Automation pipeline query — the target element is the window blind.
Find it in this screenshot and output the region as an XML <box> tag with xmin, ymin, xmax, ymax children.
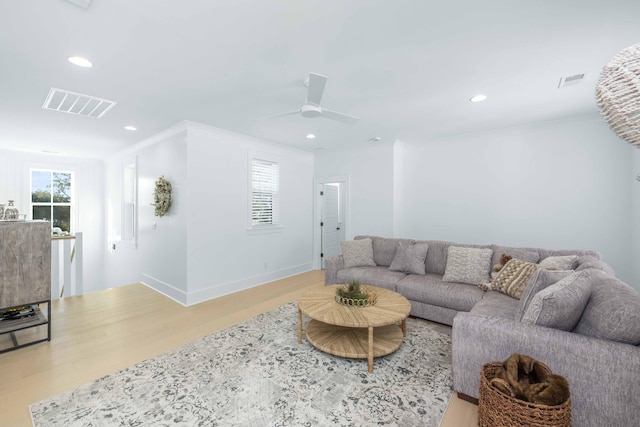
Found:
<box><xmin>251</xmin><ymin>159</ymin><xmax>279</xmax><ymax>226</ymax></box>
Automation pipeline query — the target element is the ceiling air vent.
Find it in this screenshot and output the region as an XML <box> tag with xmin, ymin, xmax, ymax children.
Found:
<box><xmin>42</xmin><ymin>88</ymin><xmax>116</xmax><ymax>118</ymax></box>
<box><xmin>558</xmin><ymin>73</ymin><xmax>587</xmax><ymax>88</ymax></box>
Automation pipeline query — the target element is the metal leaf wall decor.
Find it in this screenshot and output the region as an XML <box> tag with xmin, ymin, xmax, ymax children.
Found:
<box><xmin>153</xmin><ymin>176</ymin><xmax>172</xmax><ymax>217</ymax></box>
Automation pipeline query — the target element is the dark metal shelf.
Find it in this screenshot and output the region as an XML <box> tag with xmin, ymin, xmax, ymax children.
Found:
<box><xmin>0</xmin><ymin>300</ymin><xmax>51</xmax><ymax>353</ymax></box>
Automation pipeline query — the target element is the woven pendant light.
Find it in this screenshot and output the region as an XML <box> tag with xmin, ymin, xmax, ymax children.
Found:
<box><xmin>596</xmin><ymin>42</ymin><xmax>640</xmax><ymax>148</ymax></box>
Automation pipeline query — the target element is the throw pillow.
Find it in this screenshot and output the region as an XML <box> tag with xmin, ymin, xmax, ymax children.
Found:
<box><xmin>490</xmin><ymin>259</ymin><xmax>539</xmax><ymax>299</ymax></box>
<box><xmin>373</xmin><ymin>237</ymin><xmax>415</xmax><ymax>266</ymax></box>
<box><xmin>514</xmin><ymin>269</ymin><xmax>575</xmax><ymax>322</ymax></box>
<box><xmin>491</xmin><ymin>254</ymin><xmax>513</xmax><ymax>276</ymax></box>
<box><xmin>442</xmin><ymin>246</ymin><xmax>493</xmax><ymax>285</ymax></box>
<box><xmin>478</xmin><ymin>280</ymin><xmax>492</xmax><ymax>291</ymax></box>
<box><xmin>388</xmin><ymin>242</ymin><xmax>429</xmax><ymax>275</ymax></box>
<box><xmin>341</xmin><ymin>238</ymin><xmax>376</xmax><ymax>268</ymax></box>
<box><xmin>490</xmin><ymin>246</ymin><xmax>540</xmax><ymax>272</ymax></box>
<box><xmin>521</xmin><ymin>272</ymin><xmax>592</xmax><ymax>331</ymax></box>
<box><xmin>539</xmin><ymin>255</ymin><xmax>579</xmax><ymax>270</ymax></box>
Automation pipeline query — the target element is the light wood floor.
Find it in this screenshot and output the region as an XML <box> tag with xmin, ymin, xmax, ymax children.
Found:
<box><xmin>0</xmin><ymin>270</ymin><xmax>478</xmax><ymax>427</ymax></box>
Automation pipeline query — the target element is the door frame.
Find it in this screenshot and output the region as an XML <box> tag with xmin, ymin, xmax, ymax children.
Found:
<box><xmin>313</xmin><ymin>175</ymin><xmax>350</xmax><ymax>270</ymax></box>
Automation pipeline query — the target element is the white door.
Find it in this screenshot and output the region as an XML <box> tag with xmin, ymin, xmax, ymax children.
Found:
<box><xmin>321</xmin><ymin>184</ymin><xmax>341</xmax><ymax>268</ymax></box>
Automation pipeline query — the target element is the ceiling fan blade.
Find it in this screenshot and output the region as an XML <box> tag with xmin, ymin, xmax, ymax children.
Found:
<box><xmin>321</xmin><ymin>108</ymin><xmax>360</xmax><ymax>125</ymax></box>
<box><xmin>306</xmin><ymin>73</ymin><xmax>327</xmax><ymax>106</ymax></box>
<box><xmin>267</xmin><ymin>110</ymin><xmax>300</xmax><ymax>119</ymax></box>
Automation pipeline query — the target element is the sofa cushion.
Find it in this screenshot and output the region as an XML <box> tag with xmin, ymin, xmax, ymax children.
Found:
<box><xmin>537</xmin><ymin>248</ymin><xmax>600</xmax><ymax>261</ymax></box>
<box><xmin>521</xmin><ymin>272</ymin><xmax>591</xmax><ymax>331</ymax></box>
<box><xmin>443</xmin><ymin>246</ymin><xmax>493</xmax><ymax>285</ymax></box>
<box><xmin>515</xmin><ymin>269</ymin><xmax>575</xmax><ymax>322</ymax></box>
<box><xmin>388</xmin><ymin>241</ymin><xmax>429</xmax><ymax>275</ymax></box>
<box><xmin>490</xmin><ymin>245</ymin><xmax>540</xmax><ymax>271</ymax></box>
<box><xmin>471</xmin><ymin>291</ymin><xmax>519</xmax><ymax>319</ymax></box>
<box><xmin>372</xmin><ymin>237</ymin><xmax>415</xmax><ymax>267</ymax></box>
<box><xmin>422</xmin><ymin>240</ymin><xmax>449</xmax><ymax>275</ymax></box>
<box><xmin>490</xmin><ymin>259</ymin><xmax>539</xmax><ymax>299</ymax></box>
<box><xmin>575</xmin><ymin>255</ymin><xmax>615</xmax><ymax>276</ymax></box>
<box><xmin>397</xmin><ymin>273</ymin><xmax>485</xmax><ymax>312</ymax></box>
<box><xmin>539</xmin><ymin>255</ymin><xmax>579</xmax><ymax>270</ymax></box>
<box><xmin>336</xmin><ymin>266</ymin><xmax>405</xmax><ymax>292</ymax></box>
<box><xmin>573</xmin><ymin>269</ymin><xmax>640</xmax><ymax>345</ymax></box>
<box><xmin>341</xmin><ymin>238</ymin><xmax>376</xmax><ymax>268</ymax></box>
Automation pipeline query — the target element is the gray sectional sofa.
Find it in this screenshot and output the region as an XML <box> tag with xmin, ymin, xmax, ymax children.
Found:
<box><xmin>324</xmin><ymin>235</ymin><xmax>640</xmax><ymax>427</ymax></box>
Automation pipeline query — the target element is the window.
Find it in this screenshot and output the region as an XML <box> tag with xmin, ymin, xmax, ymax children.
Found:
<box><xmin>31</xmin><ymin>169</ymin><xmax>74</xmax><ymax>232</ymax></box>
<box><xmin>121</xmin><ymin>160</ymin><xmax>137</xmax><ymax>246</ymax></box>
<box><xmin>250</xmin><ymin>157</ymin><xmax>280</xmax><ymax>228</ymax></box>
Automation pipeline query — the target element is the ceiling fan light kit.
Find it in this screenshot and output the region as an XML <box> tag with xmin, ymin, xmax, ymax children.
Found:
<box><xmin>596</xmin><ymin>42</ymin><xmax>640</xmax><ymax>148</ymax></box>
<box><xmin>300</xmin><ymin>104</ymin><xmax>322</xmax><ymax>118</ymax></box>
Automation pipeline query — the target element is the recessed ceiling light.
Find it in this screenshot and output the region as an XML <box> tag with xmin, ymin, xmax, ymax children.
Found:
<box><xmin>368</xmin><ymin>136</ymin><xmax>382</xmax><ymax>142</ymax></box>
<box><xmin>68</xmin><ymin>56</ymin><xmax>93</xmax><ymax>68</ymax></box>
<box><xmin>306</xmin><ymin>134</ymin><xmax>316</xmax><ymax>139</ymax></box>
<box><xmin>469</xmin><ymin>94</ymin><xmax>488</xmax><ymax>103</ymax></box>
<box><xmin>124</xmin><ymin>126</ymin><xmax>137</xmax><ymax>131</ymax></box>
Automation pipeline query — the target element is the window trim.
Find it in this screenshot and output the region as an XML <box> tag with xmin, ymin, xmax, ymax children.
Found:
<box><xmin>120</xmin><ymin>157</ymin><xmax>138</xmax><ymax>248</ymax></box>
<box><xmin>247</xmin><ymin>150</ymin><xmax>283</xmax><ymax>234</ymax></box>
<box><xmin>29</xmin><ymin>168</ymin><xmax>75</xmax><ymax>232</ymax></box>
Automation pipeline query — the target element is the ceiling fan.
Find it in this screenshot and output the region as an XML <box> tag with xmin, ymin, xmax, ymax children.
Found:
<box><xmin>270</xmin><ymin>73</ymin><xmax>359</xmax><ymax>125</ymax></box>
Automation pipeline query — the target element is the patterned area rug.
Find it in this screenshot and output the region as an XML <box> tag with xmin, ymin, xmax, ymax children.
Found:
<box><xmin>30</xmin><ymin>303</ymin><xmax>453</xmax><ymax>426</ymax></box>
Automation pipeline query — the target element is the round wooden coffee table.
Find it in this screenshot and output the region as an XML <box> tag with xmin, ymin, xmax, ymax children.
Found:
<box><xmin>297</xmin><ymin>285</ymin><xmax>411</xmax><ymax>373</ymax></box>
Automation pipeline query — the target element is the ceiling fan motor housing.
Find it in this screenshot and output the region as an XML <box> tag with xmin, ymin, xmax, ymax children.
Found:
<box><xmin>300</xmin><ymin>104</ymin><xmax>322</xmax><ymax>118</ymax></box>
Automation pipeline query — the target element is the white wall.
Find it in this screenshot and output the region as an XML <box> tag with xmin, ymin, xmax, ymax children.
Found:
<box><xmin>393</xmin><ymin>140</ymin><xmax>405</xmax><ymax>236</ymax></box>
<box><xmin>314</xmin><ymin>143</ymin><xmax>395</xmax><ymax>239</ymax></box>
<box><xmin>396</xmin><ymin>114</ymin><xmax>636</xmax><ymax>287</ymax></box>
<box><xmin>313</xmin><ymin>114</ymin><xmax>637</xmax><ymax>289</ymax></box>
<box><xmin>185</xmin><ymin>123</ymin><xmax>314</xmax><ymax>305</ymax></box>
<box><xmin>104</xmin><ymin>126</ymin><xmax>189</xmax><ymax>296</ymax></box>
<box><xmin>0</xmin><ymin>149</ymin><xmax>105</xmax><ymax>293</ymax></box>
<box><xmin>137</xmin><ymin>132</ymin><xmax>189</xmax><ymax>299</ymax></box>
<box><xmin>104</xmin><ymin>121</ymin><xmax>314</xmax><ymax>305</ymax></box>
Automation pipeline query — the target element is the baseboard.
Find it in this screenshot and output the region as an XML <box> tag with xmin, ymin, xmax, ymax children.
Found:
<box><xmin>184</xmin><ymin>263</ymin><xmax>313</xmax><ymax>306</ymax></box>
<box><xmin>140</xmin><ymin>274</ymin><xmax>188</xmax><ymax>306</ymax></box>
<box><xmin>140</xmin><ymin>264</ymin><xmax>313</xmax><ymax>306</ymax></box>
<box><xmin>457</xmin><ymin>392</ymin><xmax>478</xmax><ymax>405</ymax></box>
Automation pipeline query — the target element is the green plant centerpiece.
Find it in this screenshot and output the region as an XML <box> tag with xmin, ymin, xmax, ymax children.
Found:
<box><xmin>335</xmin><ymin>281</ymin><xmax>377</xmax><ymax>307</ymax></box>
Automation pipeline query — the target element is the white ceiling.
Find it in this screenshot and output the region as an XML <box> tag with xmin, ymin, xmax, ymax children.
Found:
<box><xmin>1</xmin><ymin>0</ymin><xmax>639</xmax><ymax>159</ymax></box>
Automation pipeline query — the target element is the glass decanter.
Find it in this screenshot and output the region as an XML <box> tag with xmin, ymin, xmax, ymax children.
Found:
<box><xmin>4</xmin><ymin>200</ymin><xmax>19</xmax><ymax>220</ymax></box>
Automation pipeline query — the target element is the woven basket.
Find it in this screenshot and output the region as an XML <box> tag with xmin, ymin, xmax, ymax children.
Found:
<box><xmin>478</xmin><ymin>362</ymin><xmax>571</xmax><ymax>427</ymax></box>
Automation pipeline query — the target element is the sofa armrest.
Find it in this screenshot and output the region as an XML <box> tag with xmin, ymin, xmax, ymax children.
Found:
<box><xmin>452</xmin><ymin>312</ymin><xmax>640</xmax><ymax>427</ymax></box>
<box><xmin>324</xmin><ymin>255</ymin><xmax>344</xmax><ymax>285</ymax></box>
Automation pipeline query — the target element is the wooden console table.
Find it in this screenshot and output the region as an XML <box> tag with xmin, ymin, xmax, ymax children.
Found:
<box><xmin>0</xmin><ymin>221</ymin><xmax>52</xmax><ymax>353</ymax></box>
